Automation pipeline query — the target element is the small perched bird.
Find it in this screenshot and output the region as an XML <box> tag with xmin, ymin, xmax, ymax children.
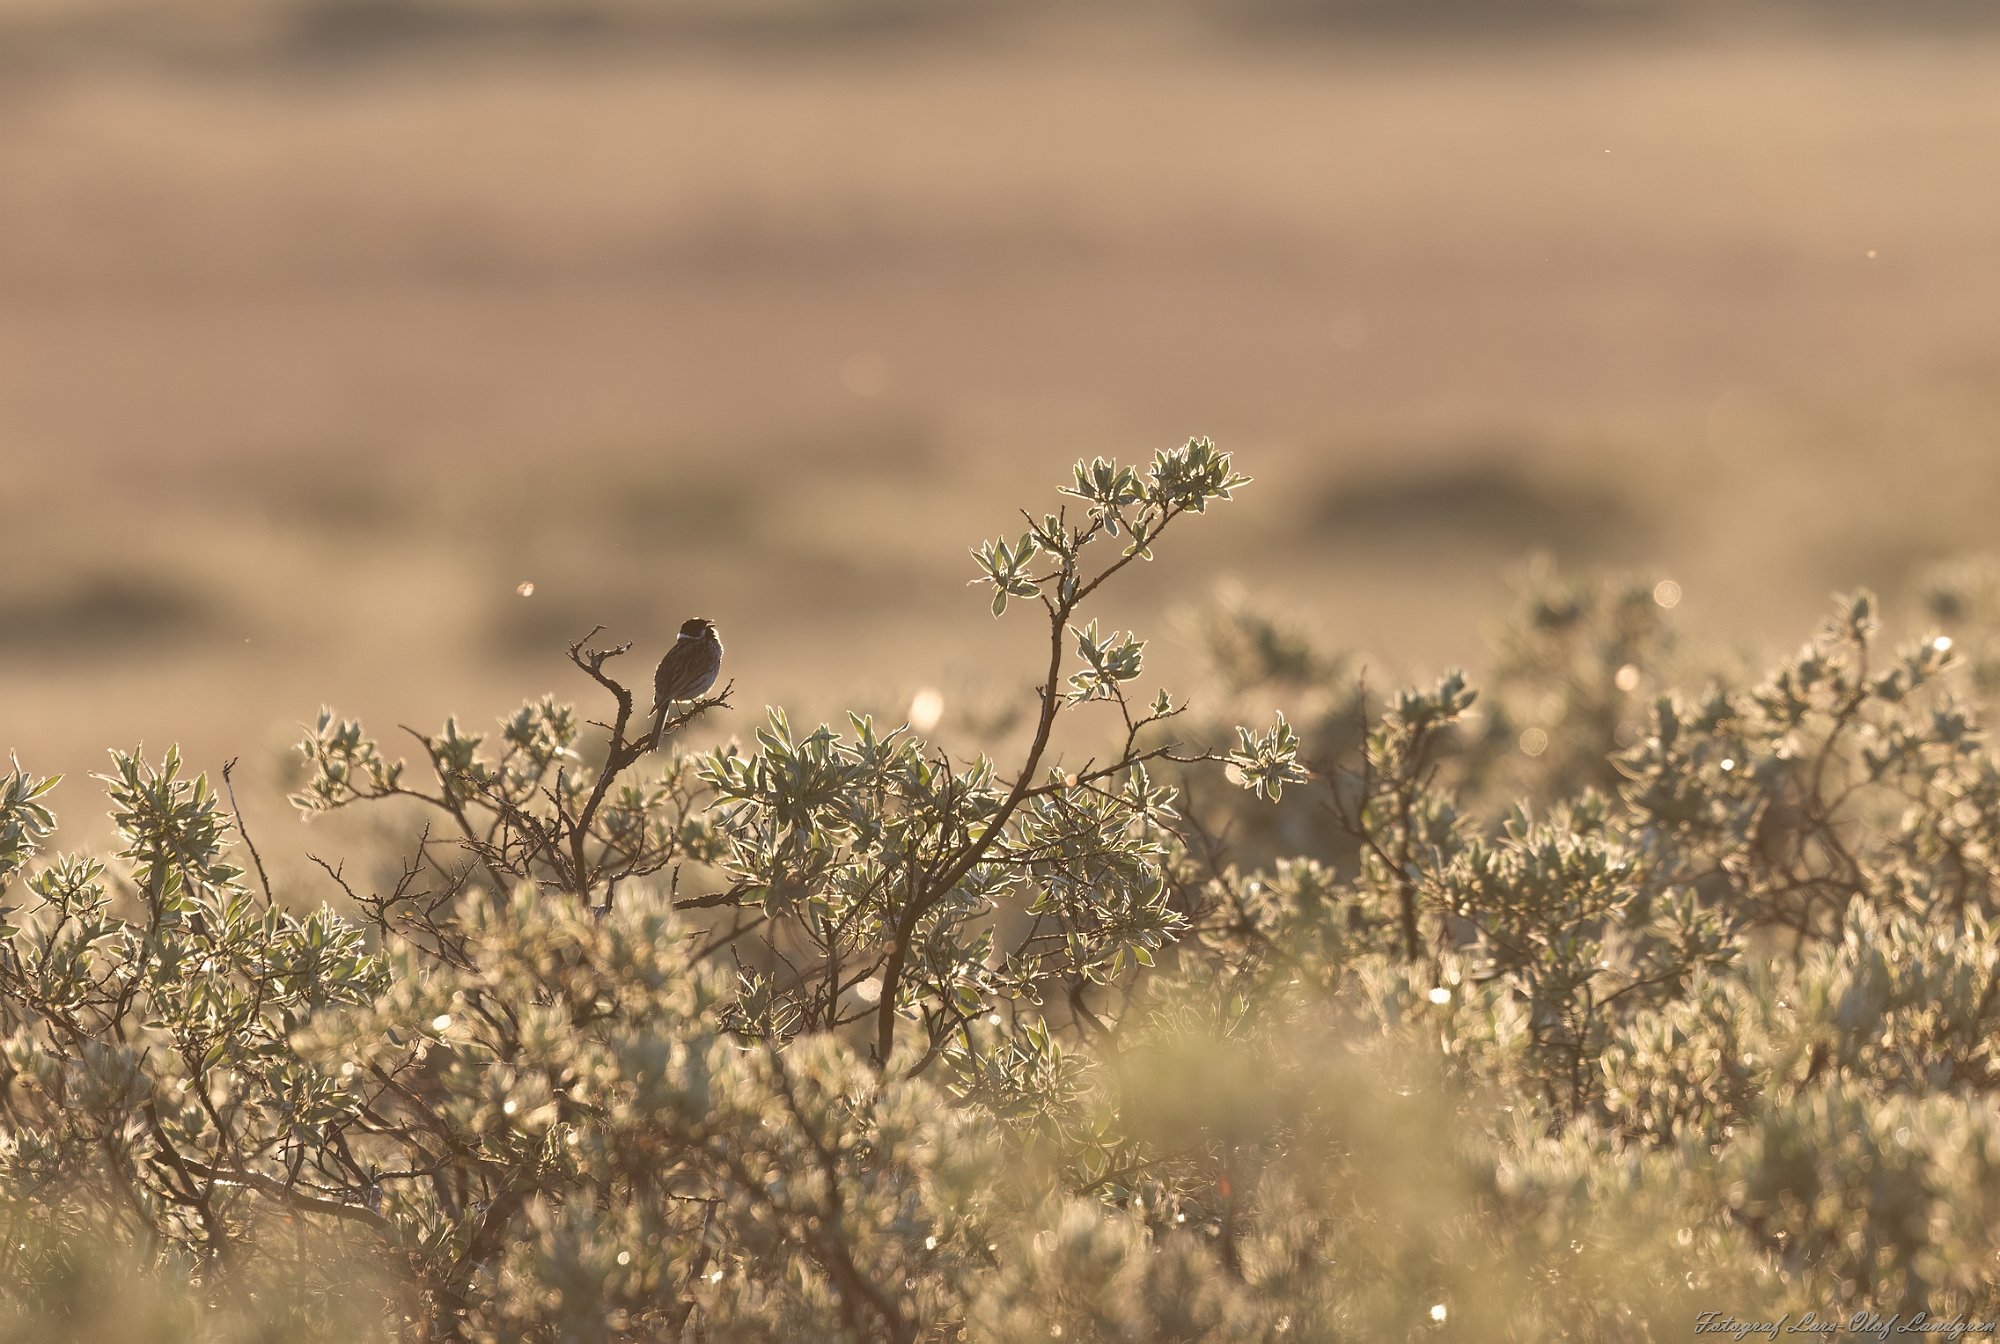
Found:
<box><xmin>648</xmin><ymin>617</ymin><xmax>724</xmax><ymax>747</ymax></box>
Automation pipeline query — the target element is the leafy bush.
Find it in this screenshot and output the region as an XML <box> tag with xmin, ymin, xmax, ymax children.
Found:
<box><xmin>5</xmin><ymin>441</ymin><xmax>2000</xmax><ymax>1341</ymax></box>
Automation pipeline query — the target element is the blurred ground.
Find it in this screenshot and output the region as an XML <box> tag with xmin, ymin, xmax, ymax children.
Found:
<box><xmin>5</xmin><ymin>3</ymin><xmax>2000</xmax><ymax>852</ymax></box>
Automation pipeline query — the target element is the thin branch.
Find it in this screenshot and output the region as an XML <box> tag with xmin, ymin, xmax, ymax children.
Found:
<box><xmin>221</xmin><ymin>758</ymin><xmax>275</xmax><ymax>906</ymax></box>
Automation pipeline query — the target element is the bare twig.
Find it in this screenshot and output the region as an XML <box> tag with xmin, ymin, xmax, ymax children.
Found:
<box><xmin>222</xmin><ymin>757</ymin><xmax>275</xmax><ymax>906</ymax></box>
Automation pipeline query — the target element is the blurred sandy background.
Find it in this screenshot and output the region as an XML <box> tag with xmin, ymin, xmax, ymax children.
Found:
<box><xmin>5</xmin><ymin>0</ymin><xmax>2000</xmax><ymax>846</ymax></box>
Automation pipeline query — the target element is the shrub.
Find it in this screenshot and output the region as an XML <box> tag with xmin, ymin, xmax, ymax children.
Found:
<box><xmin>5</xmin><ymin>441</ymin><xmax>2000</xmax><ymax>1341</ymax></box>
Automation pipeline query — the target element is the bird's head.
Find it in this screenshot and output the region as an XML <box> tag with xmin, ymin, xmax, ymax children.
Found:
<box><xmin>679</xmin><ymin>617</ymin><xmax>716</xmax><ymax>639</ymax></box>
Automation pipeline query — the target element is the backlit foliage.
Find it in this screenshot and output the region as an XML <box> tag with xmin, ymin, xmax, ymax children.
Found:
<box><xmin>5</xmin><ymin>443</ymin><xmax>2000</xmax><ymax>1340</ymax></box>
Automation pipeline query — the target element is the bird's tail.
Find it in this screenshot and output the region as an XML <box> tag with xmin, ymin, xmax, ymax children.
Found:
<box><xmin>649</xmin><ymin>700</ymin><xmax>669</xmax><ymax>750</ymax></box>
